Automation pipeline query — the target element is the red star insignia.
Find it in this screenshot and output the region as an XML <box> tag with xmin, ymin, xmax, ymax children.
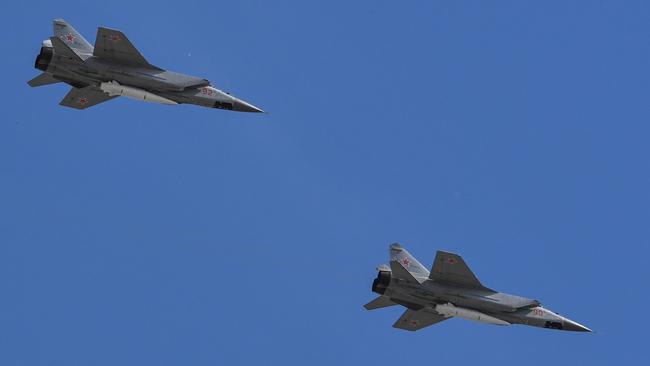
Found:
<box><xmin>65</xmin><ymin>33</ymin><xmax>75</xmax><ymax>43</ymax></box>
<box><xmin>78</xmin><ymin>97</ymin><xmax>88</xmax><ymax>105</ymax></box>
<box><xmin>446</xmin><ymin>258</ymin><xmax>457</xmax><ymax>264</ymax></box>
<box><xmin>110</xmin><ymin>34</ymin><xmax>121</xmax><ymax>41</ymax></box>
<box><xmin>401</xmin><ymin>257</ymin><xmax>410</xmax><ymax>266</ymax></box>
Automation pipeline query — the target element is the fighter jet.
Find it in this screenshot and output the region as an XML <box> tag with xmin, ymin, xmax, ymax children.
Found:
<box><xmin>28</xmin><ymin>19</ymin><xmax>263</xmax><ymax>112</ymax></box>
<box><xmin>365</xmin><ymin>243</ymin><xmax>592</xmax><ymax>332</ymax></box>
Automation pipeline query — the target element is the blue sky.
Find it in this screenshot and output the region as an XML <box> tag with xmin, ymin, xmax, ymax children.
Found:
<box><xmin>1</xmin><ymin>0</ymin><xmax>649</xmax><ymax>364</ymax></box>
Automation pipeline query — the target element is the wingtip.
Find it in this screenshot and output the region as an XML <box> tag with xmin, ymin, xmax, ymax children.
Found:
<box><xmin>436</xmin><ymin>249</ymin><xmax>460</xmax><ymax>257</ymax></box>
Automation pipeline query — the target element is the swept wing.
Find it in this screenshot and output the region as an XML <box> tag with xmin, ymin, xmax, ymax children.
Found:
<box><xmin>59</xmin><ymin>86</ymin><xmax>117</xmax><ymax>109</ymax></box>
<box><xmin>393</xmin><ymin>309</ymin><xmax>449</xmax><ymax>331</ymax></box>
<box><xmin>429</xmin><ymin>251</ymin><xmax>488</xmax><ymax>290</ymax></box>
<box><xmin>93</xmin><ymin>27</ymin><xmax>154</xmax><ymax>67</ymax></box>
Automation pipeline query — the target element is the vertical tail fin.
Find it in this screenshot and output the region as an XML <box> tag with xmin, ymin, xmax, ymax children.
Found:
<box><xmin>389</xmin><ymin>243</ymin><xmax>430</xmax><ymax>282</ymax></box>
<box><xmin>50</xmin><ymin>36</ymin><xmax>83</xmax><ymax>62</ymax></box>
<box><xmin>53</xmin><ymin>19</ymin><xmax>93</xmax><ymax>55</ymax></box>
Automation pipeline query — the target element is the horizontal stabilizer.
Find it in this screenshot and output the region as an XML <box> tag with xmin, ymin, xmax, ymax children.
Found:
<box><xmin>28</xmin><ymin>73</ymin><xmax>61</xmax><ymax>87</ymax></box>
<box><xmin>429</xmin><ymin>251</ymin><xmax>487</xmax><ymax>289</ymax></box>
<box><xmin>50</xmin><ymin>36</ymin><xmax>83</xmax><ymax>62</ymax></box>
<box><xmin>60</xmin><ymin>86</ymin><xmax>117</xmax><ymax>110</ymax></box>
<box><xmin>393</xmin><ymin>308</ymin><xmax>449</xmax><ymax>331</ymax></box>
<box><xmin>364</xmin><ymin>296</ymin><xmax>397</xmax><ymax>310</ymax></box>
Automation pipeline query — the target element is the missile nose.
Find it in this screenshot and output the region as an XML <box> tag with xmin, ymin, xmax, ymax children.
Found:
<box><xmin>563</xmin><ymin>319</ymin><xmax>592</xmax><ymax>332</ymax></box>
<box><xmin>231</xmin><ymin>98</ymin><xmax>264</xmax><ymax>113</ymax></box>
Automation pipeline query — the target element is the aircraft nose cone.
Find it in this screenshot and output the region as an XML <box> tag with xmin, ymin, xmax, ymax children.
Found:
<box><xmin>563</xmin><ymin>319</ymin><xmax>592</xmax><ymax>332</ymax></box>
<box><xmin>232</xmin><ymin>98</ymin><xmax>264</xmax><ymax>113</ymax></box>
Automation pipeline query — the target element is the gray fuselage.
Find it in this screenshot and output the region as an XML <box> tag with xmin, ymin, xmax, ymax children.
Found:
<box><xmin>35</xmin><ymin>44</ymin><xmax>262</xmax><ymax>112</ymax></box>
<box><xmin>373</xmin><ymin>269</ymin><xmax>589</xmax><ymax>331</ymax></box>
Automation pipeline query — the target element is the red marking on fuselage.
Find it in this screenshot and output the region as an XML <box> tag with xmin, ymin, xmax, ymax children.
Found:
<box><xmin>401</xmin><ymin>257</ymin><xmax>410</xmax><ymax>266</ymax></box>
<box><xmin>65</xmin><ymin>33</ymin><xmax>75</xmax><ymax>43</ymax></box>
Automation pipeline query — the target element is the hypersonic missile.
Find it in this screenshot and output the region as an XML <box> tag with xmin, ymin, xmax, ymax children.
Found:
<box><xmin>434</xmin><ymin>303</ymin><xmax>510</xmax><ymax>326</ymax></box>
<box><xmin>100</xmin><ymin>81</ymin><xmax>177</xmax><ymax>105</ymax></box>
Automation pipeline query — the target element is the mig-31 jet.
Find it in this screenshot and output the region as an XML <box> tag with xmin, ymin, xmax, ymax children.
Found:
<box><xmin>28</xmin><ymin>19</ymin><xmax>263</xmax><ymax>112</ymax></box>
<box><xmin>365</xmin><ymin>243</ymin><xmax>591</xmax><ymax>332</ymax></box>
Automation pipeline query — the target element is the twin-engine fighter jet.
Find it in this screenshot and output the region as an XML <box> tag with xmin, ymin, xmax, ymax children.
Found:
<box><xmin>28</xmin><ymin>19</ymin><xmax>263</xmax><ymax>112</ymax></box>
<box><xmin>365</xmin><ymin>243</ymin><xmax>591</xmax><ymax>332</ymax></box>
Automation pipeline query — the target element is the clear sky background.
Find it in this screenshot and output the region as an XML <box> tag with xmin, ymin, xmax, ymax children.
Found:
<box><xmin>1</xmin><ymin>0</ymin><xmax>649</xmax><ymax>364</ymax></box>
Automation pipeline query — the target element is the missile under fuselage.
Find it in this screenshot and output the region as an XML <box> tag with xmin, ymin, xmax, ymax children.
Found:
<box><xmin>100</xmin><ymin>81</ymin><xmax>177</xmax><ymax>105</ymax></box>
<box><xmin>434</xmin><ymin>303</ymin><xmax>511</xmax><ymax>326</ymax></box>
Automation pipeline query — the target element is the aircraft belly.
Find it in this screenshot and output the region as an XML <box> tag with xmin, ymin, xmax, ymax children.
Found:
<box><xmin>104</xmin><ymin>73</ymin><xmax>175</xmax><ymax>92</ymax></box>
<box><xmin>440</xmin><ymin>289</ymin><xmax>538</xmax><ymax>313</ymax></box>
<box><xmin>51</xmin><ymin>67</ymin><xmax>98</xmax><ymax>88</ymax></box>
<box><xmin>387</xmin><ymin>288</ymin><xmax>434</xmax><ymax>310</ymax></box>
<box><xmin>156</xmin><ymin>70</ymin><xmax>209</xmax><ymax>89</ymax></box>
<box><xmin>459</xmin><ymin>298</ymin><xmax>518</xmax><ymax>313</ymax></box>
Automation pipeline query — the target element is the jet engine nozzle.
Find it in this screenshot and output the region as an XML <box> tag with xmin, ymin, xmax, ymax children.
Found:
<box><xmin>372</xmin><ymin>270</ymin><xmax>391</xmax><ymax>295</ymax></box>
<box><xmin>34</xmin><ymin>46</ymin><xmax>53</xmax><ymax>72</ymax></box>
